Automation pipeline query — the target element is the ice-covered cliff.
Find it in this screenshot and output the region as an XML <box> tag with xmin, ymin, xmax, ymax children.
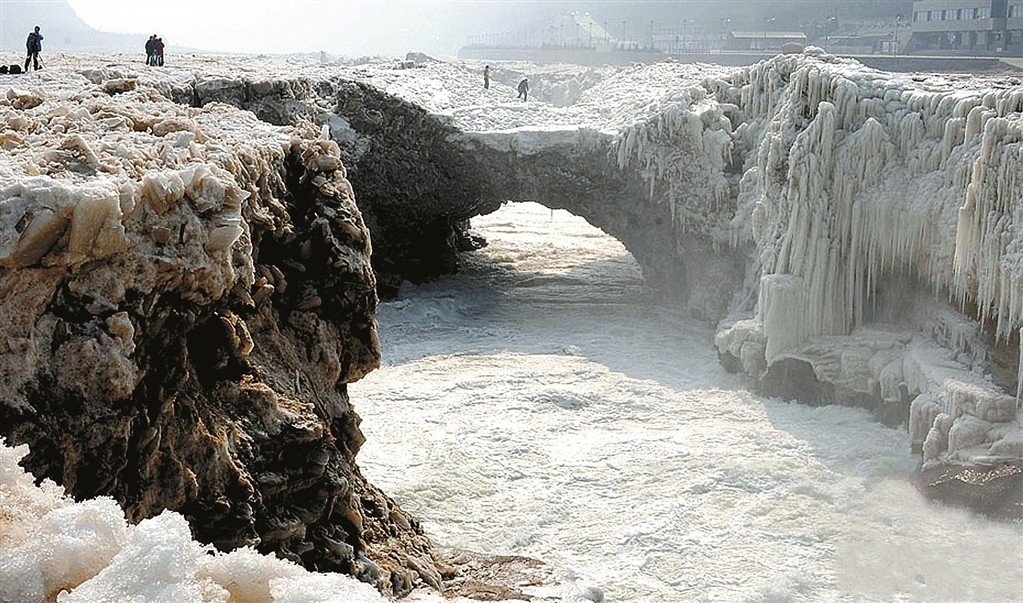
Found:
<box><xmin>706</xmin><ymin>52</ymin><xmax>1022</xmax><ymax>515</ymax></box>
<box><xmin>0</xmin><ymin>72</ymin><xmax>439</xmax><ymax>596</ymax></box>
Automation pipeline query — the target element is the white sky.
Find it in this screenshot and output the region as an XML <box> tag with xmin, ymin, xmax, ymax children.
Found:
<box><xmin>63</xmin><ymin>0</ymin><xmax>535</xmax><ymax>58</ymax></box>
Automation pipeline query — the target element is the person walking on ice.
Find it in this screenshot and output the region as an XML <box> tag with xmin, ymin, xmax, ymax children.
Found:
<box><xmin>483</xmin><ymin>65</ymin><xmax>491</xmax><ymax>89</ymax></box>
<box><xmin>517</xmin><ymin>77</ymin><xmax>529</xmax><ymax>101</ymax></box>
<box><xmin>25</xmin><ymin>25</ymin><xmax>43</xmax><ymax>71</ymax></box>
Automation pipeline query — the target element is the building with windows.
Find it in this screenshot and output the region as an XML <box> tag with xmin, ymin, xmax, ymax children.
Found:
<box><xmin>909</xmin><ymin>0</ymin><xmax>1023</xmax><ymax>54</ymax></box>
<box><xmin>723</xmin><ymin>32</ymin><xmax>808</xmax><ymax>52</ymax></box>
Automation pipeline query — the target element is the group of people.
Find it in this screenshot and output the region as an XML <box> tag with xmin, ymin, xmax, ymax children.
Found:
<box><xmin>145</xmin><ymin>35</ymin><xmax>166</xmax><ymax>66</ymax></box>
<box><xmin>482</xmin><ymin>65</ymin><xmax>530</xmax><ymax>101</ymax></box>
<box><xmin>9</xmin><ymin>25</ymin><xmax>167</xmax><ymax>74</ymax></box>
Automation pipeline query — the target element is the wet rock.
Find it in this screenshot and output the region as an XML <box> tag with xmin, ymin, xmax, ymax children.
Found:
<box><xmin>918</xmin><ymin>461</ymin><xmax>1023</xmax><ymax>521</ymax></box>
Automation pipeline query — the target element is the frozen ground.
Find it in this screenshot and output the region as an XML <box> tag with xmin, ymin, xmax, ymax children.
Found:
<box><xmin>353</xmin><ymin>201</ymin><xmax>1023</xmax><ymax>603</ymax></box>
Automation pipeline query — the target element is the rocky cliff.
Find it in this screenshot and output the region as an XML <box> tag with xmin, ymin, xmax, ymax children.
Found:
<box><xmin>135</xmin><ymin>65</ymin><xmax>501</xmax><ymax>298</ymax></box>
<box><xmin>0</xmin><ymin>78</ymin><xmax>436</xmax><ymax>595</ymax></box>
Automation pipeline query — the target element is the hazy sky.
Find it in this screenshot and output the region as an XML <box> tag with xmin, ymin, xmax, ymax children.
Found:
<box><xmin>63</xmin><ymin>0</ymin><xmax>548</xmax><ymax>57</ymax></box>
<box><xmin>22</xmin><ymin>1</ymin><xmax>906</xmax><ymax>58</ymax></box>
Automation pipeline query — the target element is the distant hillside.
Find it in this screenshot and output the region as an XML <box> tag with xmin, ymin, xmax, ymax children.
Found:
<box><xmin>0</xmin><ymin>1</ymin><xmax>144</xmax><ymax>58</ymax></box>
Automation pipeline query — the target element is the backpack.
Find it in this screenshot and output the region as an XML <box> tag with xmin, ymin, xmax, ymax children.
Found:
<box><xmin>0</xmin><ymin>65</ymin><xmax>7</xmax><ymax>74</ymax></box>
<box><xmin>8</xmin><ymin>64</ymin><xmax>22</xmax><ymax>74</ymax></box>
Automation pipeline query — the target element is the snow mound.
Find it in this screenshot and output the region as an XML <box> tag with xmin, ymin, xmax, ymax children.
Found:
<box><xmin>0</xmin><ymin>441</ymin><xmax>387</xmax><ymax>603</ymax></box>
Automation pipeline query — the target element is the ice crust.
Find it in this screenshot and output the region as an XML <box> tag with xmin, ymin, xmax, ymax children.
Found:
<box><xmin>0</xmin><ymin>80</ymin><xmax>291</xmax><ymax>412</ymax></box>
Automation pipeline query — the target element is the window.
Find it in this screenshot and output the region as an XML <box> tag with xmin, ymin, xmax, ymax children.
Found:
<box><xmin>977</xmin><ymin>6</ymin><xmax>990</xmax><ymax>18</ymax></box>
<box><xmin>913</xmin><ymin>11</ymin><xmax>924</xmax><ymax>22</ymax></box>
<box><xmin>944</xmin><ymin>9</ymin><xmax>957</xmax><ymax>20</ymax></box>
<box><xmin>1010</xmin><ymin>4</ymin><xmax>1023</xmax><ymax>17</ymax></box>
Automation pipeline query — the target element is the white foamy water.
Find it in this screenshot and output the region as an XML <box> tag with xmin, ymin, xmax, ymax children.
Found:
<box><xmin>352</xmin><ymin>202</ymin><xmax>1023</xmax><ymax>603</ymax></box>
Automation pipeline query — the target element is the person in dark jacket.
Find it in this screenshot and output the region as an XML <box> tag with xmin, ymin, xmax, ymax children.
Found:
<box><xmin>25</xmin><ymin>25</ymin><xmax>43</xmax><ymax>71</ymax></box>
<box><xmin>155</xmin><ymin>37</ymin><xmax>165</xmax><ymax>66</ymax></box>
<box><xmin>145</xmin><ymin>35</ymin><xmax>156</xmax><ymax>65</ymax></box>
<box><xmin>517</xmin><ymin>78</ymin><xmax>529</xmax><ymax>101</ymax></box>
<box><xmin>483</xmin><ymin>65</ymin><xmax>491</xmax><ymax>90</ymax></box>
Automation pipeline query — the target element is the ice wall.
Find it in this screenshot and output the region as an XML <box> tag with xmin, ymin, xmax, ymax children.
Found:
<box><xmin>589</xmin><ymin>49</ymin><xmax>1021</xmax><ymax>491</ymax></box>
<box><xmin>699</xmin><ymin>51</ymin><xmax>1023</xmax><ymax>480</ymax></box>
<box><xmin>710</xmin><ymin>52</ymin><xmax>1023</xmax><ymax>350</ymax></box>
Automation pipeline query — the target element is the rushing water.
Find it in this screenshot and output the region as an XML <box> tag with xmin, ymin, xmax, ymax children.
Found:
<box><xmin>351</xmin><ymin>202</ymin><xmax>1023</xmax><ymax>603</ymax></box>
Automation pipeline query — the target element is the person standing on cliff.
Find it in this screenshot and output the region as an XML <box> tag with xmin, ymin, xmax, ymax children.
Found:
<box><xmin>483</xmin><ymin>65</ymin><xmax>491</xmax><ymax>90</ymax></box>
<box><xmin>517</xmin><ymin>77</ymin><xmax>529</xmax><ymax>101</ymax></box>
<box><xmin>145</xmin><ymin>35</ymin><xmax>157</xmax><ymax>65</ymax></box>
<box><xmin>25</xmin><ymin>25</ymin><xmax>43</xmax><ymax>71</ymax></box>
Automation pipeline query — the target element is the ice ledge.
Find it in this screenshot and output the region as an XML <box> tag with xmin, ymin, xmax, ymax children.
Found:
<box><xmin>459</xmin><ymin>126</ymin><xmax>609</xmax><ymax>156</ymax></box>
<box><xmin>717</xmin><ymin>315</ymin><xmax>1023</xmax><ymax>516</ymax></box>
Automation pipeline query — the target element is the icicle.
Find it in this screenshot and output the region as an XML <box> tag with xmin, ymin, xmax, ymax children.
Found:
<box><xmin>723</xmin><ymin>53</ymin><xmax>1022</xmax><ymax>361</ymax></box>
<box><xmin>759</xmin><ymin>274</ymin><xmax>805</xmax><ymax>362</ymax></box>
<box><xmin>1018</xmin><ymin>327</ymin><xmax>1022</xmax><ymax>408</ymax></box>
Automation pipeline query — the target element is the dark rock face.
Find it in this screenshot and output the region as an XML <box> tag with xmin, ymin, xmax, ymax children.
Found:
<box><xmin>171</xmin><ymin>75</ymin><xmax>501</xmax><ymax>299</ymax></box>
<box><xmin>0</xmin><ymin>89</ymin><xmax>434</xmax><ymax>596</ymax></box>
<box><xmin>330</xmin><ymin>81</ymin><xmax>500</xmax><ymax>296</ymax></box>
<box><xmin>918</xmin><ymin>462</ymin><xmax>1023</xmax><ymax>521</ymax></box>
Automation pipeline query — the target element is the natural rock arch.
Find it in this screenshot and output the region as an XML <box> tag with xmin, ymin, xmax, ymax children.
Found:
<box><xmin>165</xmin><ymin>69</ymin><xmax>743</xmax><ymax>318</ymax></box>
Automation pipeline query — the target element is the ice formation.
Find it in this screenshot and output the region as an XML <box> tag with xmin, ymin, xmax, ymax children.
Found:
<box><xmin>702</xmin><ymin>52</ymin><xmax>1023</xmax><ymax>471</ymax></box>
<box><xmin>0</xmin><ymin>441</ymin><xmax>389</xmax><ymax>603</ymax></box>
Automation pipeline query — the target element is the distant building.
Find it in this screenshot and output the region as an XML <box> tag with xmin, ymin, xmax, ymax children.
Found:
<box><xmin>458</xmin><ymin>11</ymin><xmax>669</xmax><ymax>65</ymax></box>
<box><xmin>909</xmin><ymin>0</ymin><xmax>1023</xmax><ymax>54</ymax></box>
<box><xmin>725</xmin><ymin>32</ymin><xmax>808</xmax><ymax>52</ymax></box>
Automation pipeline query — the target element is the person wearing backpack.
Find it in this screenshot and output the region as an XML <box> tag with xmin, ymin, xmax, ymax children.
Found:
<box><xmin>25</xmin><ymin>25</ymin><xmax>43</xmax><ymax>71</ymax></box>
